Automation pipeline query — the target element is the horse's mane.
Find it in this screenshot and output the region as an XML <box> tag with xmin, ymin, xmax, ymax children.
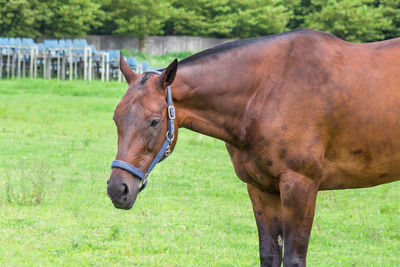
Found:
<box><xmin>179</xmin><ymin>29</ymin><xmax>327</xmax><ymax>66</ymax></box>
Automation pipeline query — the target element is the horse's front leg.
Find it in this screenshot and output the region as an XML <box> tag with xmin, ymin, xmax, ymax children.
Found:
<box><xmin>248</xmin><ymin>184</ymin><xmax>283</xmax><ymax>267</ymax></box>
<box><xmin>279</xmin><ymin>171</ymin><xmax>319</xmax><ymax>267</ymax></box>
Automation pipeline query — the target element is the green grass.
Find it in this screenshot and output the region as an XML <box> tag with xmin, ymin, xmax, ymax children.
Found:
<box><xmin>0</xmin><ymin>79</ymin><xmax>399</xmax><ymax>266</ymax></box>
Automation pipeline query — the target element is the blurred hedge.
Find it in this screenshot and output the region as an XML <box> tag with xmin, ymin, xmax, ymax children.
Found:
<box><xmin>0</xmin><ymin>0</ymin><xmax>399</xmax><ymax>43</ymax></box>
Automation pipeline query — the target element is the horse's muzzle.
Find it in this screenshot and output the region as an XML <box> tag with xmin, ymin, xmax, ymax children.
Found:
<box><xmin>107</xmin><ymin>170</ymin><xmax>140</xmax><ymax>209</ymax></box>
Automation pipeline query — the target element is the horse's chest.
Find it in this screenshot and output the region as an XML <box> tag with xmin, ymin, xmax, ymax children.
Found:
<box><xmin>225</xmin><ymin>143</ymin><xmax>279</xmax><ymax>192</ymax></box>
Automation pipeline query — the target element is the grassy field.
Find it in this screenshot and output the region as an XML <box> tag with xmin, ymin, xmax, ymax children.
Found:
<box><xmin>0</xmin><ymin>79</ymin><xmax>399</xmax><ymax>266</ymax></box>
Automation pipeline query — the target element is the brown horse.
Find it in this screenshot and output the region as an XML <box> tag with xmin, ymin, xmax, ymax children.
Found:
<box><xmin>107</xmin><ymin>29</ymin><xmax>400</xmax><ymax>266</ymax></box>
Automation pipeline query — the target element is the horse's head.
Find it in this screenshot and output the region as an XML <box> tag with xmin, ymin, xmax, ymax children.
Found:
<box><xmin>107</xmin><ymin>53</ymin><xmax>178</xmax><ymax>210</ymax></box>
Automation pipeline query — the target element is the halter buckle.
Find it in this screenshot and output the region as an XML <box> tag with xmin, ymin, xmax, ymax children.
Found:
<box><xmin>168</xmin><ymin>105</ymin><xmax>175</xmax><ymax>120</ymax></box>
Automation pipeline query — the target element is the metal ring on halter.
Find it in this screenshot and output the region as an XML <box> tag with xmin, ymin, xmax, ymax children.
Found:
<box><xmin>166</xmin><ymin>131</ymin><xmax>174</xmax><ymax>142</ymax></box>
<box><xmin>139</xmin><ymin>178</ymin><xmax>148</xmax><ymax>192</ymax></box>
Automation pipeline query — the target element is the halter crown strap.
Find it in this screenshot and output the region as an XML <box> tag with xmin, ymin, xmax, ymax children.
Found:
<box><xmin>111</xmin><ymin>70</ymin><xmax>174</xmax><ymax>192</ymax></box>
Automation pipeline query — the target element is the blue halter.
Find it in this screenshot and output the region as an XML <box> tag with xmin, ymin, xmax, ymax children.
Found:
<box><xmin>111</xmin><ymin>70</ymin><xmax>175</xmax><ymax>192</ymax></box>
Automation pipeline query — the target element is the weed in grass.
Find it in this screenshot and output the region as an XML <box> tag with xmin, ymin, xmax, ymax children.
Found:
<box><xmin>0</xmin><ymin>105</ymin><xmax>7</xmax><ymax>119</ymax></box>
<box><xmin>109</xmin><ymin>225</ymin><xmax>121</xmax><ymax>240</ymax></box>
<box><xmin>68</xmin><ymin>201</ymin><xmax>81</xmax><ymax>218</ymax></box>
<box><xmin>2</xmin><ymin>160</ymin><xmax>54</xmax><ymax>205</ymax></box>
<box><xmin>70</xmin><ymin>236</ymin><xmax>81</xmax><ymax>249</ymax></box>
<box><xmin>82</xmin><ymin>138</ymin><xmax>91</xmax><ymax>147</ymax></box>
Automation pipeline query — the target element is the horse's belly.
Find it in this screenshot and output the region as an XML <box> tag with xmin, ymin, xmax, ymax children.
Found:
<box><xmin>319</xmin><ymin>96</ymin><xmax>400</xmax><ymax>189</ymax></box>
<box><xmin>320</xmin><ymin>149</ymin><xmax>400</xmax><ymax>190</ymax></box>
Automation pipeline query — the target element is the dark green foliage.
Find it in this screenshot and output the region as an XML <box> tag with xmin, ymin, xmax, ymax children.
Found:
<box><xmin>168</xmin><ymin>0</ymin><xmax>239</xmax><ymax>38</ymax></box>
<box><xmin>39</xmin><ymin>0</ymin><xmax>104</xmax><ymax>38</ymax></box>
<box><xmin>0</xmin><ymin>0</ymin><xmax>103</xmax><ymax>38</ymax></box>
<box><xmin>379</xmin><ymin>0</ymin><xmax>400</xmax><ymax>39</ymax></box>
<box><xmin>166</xmin><ymin>0</ymin><xmax>292</xmax><ymax>38</ymax></box>
<box><xmin>103</xmin><ymin>0</ymin><xmax>171</xmax><ymax>50</ymax></box>
<box><xmin>233</xmin><ymin>0</ymin><xmax>292</xmax><ymax>38</ymax></box>
<box><xmin>102</xmin><ymin>0</ymin><xmax>171</xmax><ymax>39</ymax></box>
<box><xmin>302</xmin><ymin>0</ymin><xmax>393</xmax><ymax>42</ymax></box>
<box><xmin>0</xmin><ymin>0</ymin><xmax>399</xmax><ymax>42</ymax></box>
<box><xmin>0</xmin><ymin>0</ymin><xmax>41</xmax><ymax>37</ymax></box>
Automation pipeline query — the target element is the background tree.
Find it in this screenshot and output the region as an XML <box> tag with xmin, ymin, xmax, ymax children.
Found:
<box><xmin>233</xmin><ymin>0</ymin><xmax>292</xmax><ymax>38</ymax></box>
<box><xmin>167</xmin><ymin>0</ymin><xmax>239</xmax><ymax>38</ymax></box>
<box><xmin>0</xmin><ymin>0</ymin><xmax>41</xmax><ymax>37</ymax></box>
<box><xmin>302</xmin><ymin>0</ymin><xmax>393</xmax><ymax>42</ymax></box>
<box><xmin>105</xmin><ymin>0</ymin><xmax>171</xmax><ymax>51</ymax></box>
<box><xmin>1</xmin><ymin>0</ymin><xmax>400</xmax><ymax>43</ymax></box>
<box><xmin>39</xmin><ymin>0</ymin><xmax>103</xmax><ymax>38</ymax></box>
<box><xmin>284</xmin><ymin>0</ymin><xmax>319</xmax><ymax>30</ymax></box>
<box><xmin>379</xmin><ymin>0</ymin><xmax>400</xmax><ymax>39</ymax></box>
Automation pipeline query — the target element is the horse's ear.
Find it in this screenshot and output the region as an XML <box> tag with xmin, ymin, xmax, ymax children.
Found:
<box><xmin>119</xmin><ymin>52</ymin><xmax>137</xmax><ymax>85</ymax></box>
<box><xmin>159</xmin><ymin>58</ymin><xmax>178</xmax><ymax>88</ymax></box>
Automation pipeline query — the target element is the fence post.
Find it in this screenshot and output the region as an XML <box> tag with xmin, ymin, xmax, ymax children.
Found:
<box><xmin>74</xmin><ymin>58</ymin><xmax>78</xmax><ymax>80</ymax></box>
<box><xmin>57</xmin><ymin>49</ymin><xmax>60</xmax><ymax>80</ymax></box>
<box><xmin>17</xmin><ymin>49</ymin><xmax>21</xmax><ymax>79</ymax></box>
<box><xmin>48</xmin><ymin>55</ymin><xmax>51</xmax><ymax>79</ymax></box>
<box><xmin>83</xmin><ymin>48</ymin><xmax>87</xmax><ymax>81</ymax></box>
<box><xmin>101</xmin><ymin>53</ymin><xmax>105</xmax><ymax>82</ymax></box>
<box><xmin>22</xmin><ymin>51</ymin><xmax>26</xmax><ymax>78</ymax></box>
<box><xmin>0</xmin><ymin>49</ymin><xmax>3</xmax><ymax>79</ymax></box>
<box><xmin>106</xmin><ymin>52</ymin><xmax>109</xmax><ymax>82</ymax></box>
<box><xmin>43</xmin><ymin>52</ymin><xmax>47</xmax><ymax>78</ymax></box>
<box><xmin>11</xmin><ymin>49</ymin><xmax>16</xmax><ymax>78</ymax></box>
<box><xmin>88</xmin><ymin>47</ymin><xmax>92</xmax><ymax>82</ymax></box>
<box><xmin>34</xmin><ymin>47</ymin><xmax>38</xmax><ymax>78</ymax></box>
<box><xmin>7</xmin><ymin>48</ymin><xmax>11</xmax><ymax>78</ymax></box>
<box><xmin>30</xmin><ymin>47</ymin><xmax>34</xmax><ymax>78</ymax></box>
<box><xmin>69</xmin><ymin>49</ymin><xmax>73</xmax><ymax>81</ymax></box>
<box><xmin>61</xmin><ymin>54</ymin><xmax>66</xmax><ymax>81</ymax></box>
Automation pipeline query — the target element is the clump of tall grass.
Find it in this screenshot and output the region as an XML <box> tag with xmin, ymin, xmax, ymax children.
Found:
<box><xmin>1</xmin><ymin>160</ymin><xmax>54</xmax><ymax>205</ymax></box>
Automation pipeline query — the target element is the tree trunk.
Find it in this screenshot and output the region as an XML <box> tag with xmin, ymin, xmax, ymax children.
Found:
<box><xmin>139</xmin><ymin>37</ymin><xmax>146</xmax><ymax>53</ymax></box>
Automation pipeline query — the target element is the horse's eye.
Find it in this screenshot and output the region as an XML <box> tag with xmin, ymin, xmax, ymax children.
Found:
<box><xmin>150</xmin><ymin>119</ymin><xmax>160</xmax><ymax>128</ymax></box>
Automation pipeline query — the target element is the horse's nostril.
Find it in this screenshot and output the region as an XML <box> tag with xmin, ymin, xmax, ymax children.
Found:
<box><xmin>107</xmin><ymin>179</ymin><xmax>110</xmax><ymax>185</ymax></box>
<box><xmin>121</xmin><ymin>182</ymin><xmax>129</xmax><ymax>196</ymax></box>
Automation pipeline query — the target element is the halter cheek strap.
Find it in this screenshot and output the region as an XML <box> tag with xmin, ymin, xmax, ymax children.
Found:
<box><xmin>111</xmin><ymin>70</ymin><xmax>175</xmax><ymax>192</ymax></box>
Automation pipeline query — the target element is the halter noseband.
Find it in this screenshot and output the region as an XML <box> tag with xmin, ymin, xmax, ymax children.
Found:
<box><xmin>111</xmin><ymin>70</ymin><xmax>175</xmax><ymax>192</ymax></box>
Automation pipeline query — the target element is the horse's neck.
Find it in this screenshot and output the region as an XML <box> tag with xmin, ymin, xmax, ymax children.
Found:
<box><xmin>172</xmin><ymin>60</ymin><xmax>258</xmax><ymax>148</ymax></box>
